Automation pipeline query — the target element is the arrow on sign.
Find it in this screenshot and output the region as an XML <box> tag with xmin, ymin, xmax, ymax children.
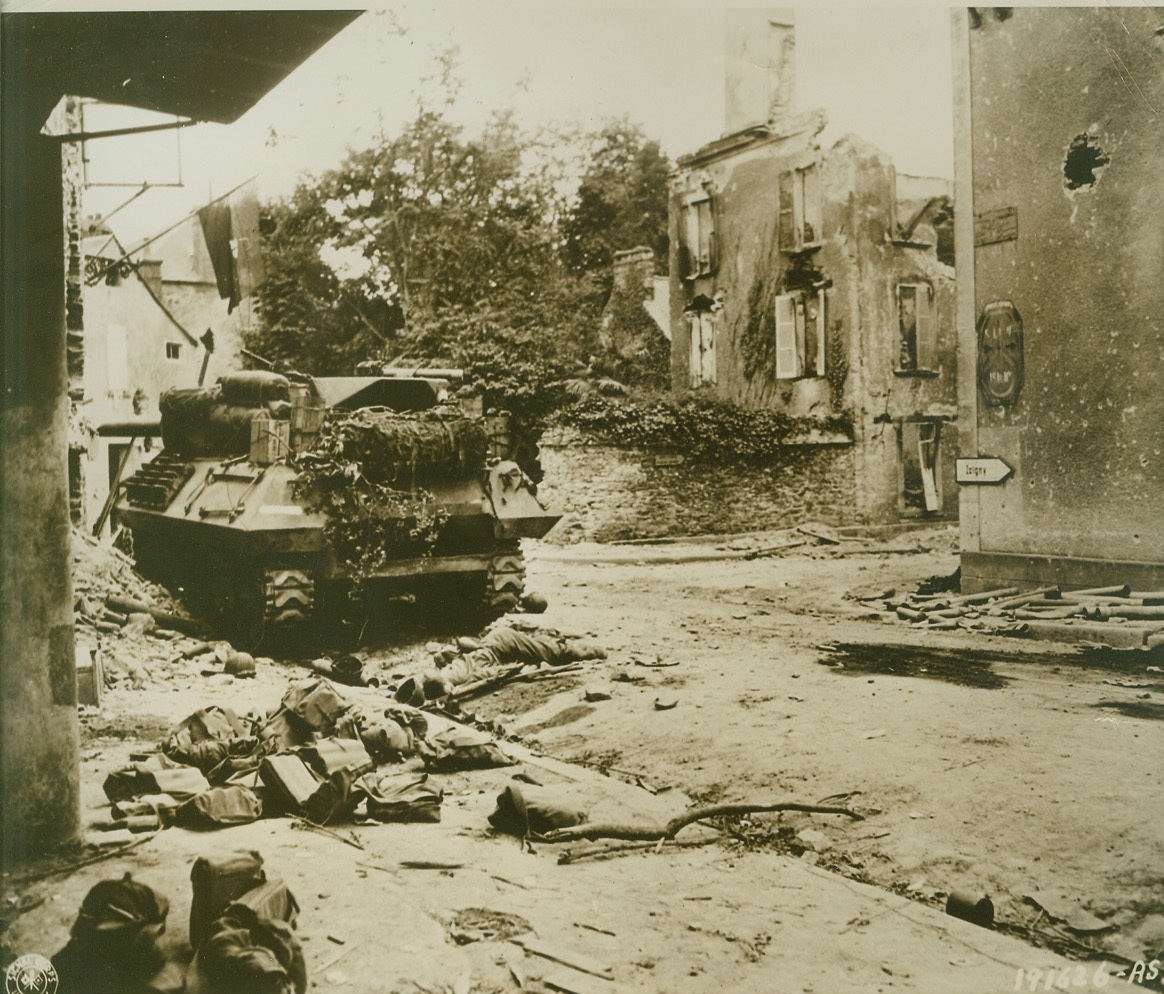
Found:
<box><xmin>956</xmin><ymin>457</ymin><xmax>1014</xmax><ymax>485</ymax></box>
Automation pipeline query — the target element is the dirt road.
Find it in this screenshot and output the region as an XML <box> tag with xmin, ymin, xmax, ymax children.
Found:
<box><xmin>498</xmin><ymin>531</ymin><xmax>1164</xmax><ymax>962</ymax></box>
<box><xmin>4</xmin><ymin>527</ymin><xmax>1160</xmax><ymax>993</ymax></box>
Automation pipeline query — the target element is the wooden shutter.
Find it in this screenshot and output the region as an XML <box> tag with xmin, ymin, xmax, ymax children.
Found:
<box><xmin>683</xmin><ymin>204</ymin><xmax>700</xmax><ymax>279</ymax></box>
<box><xmin>915</xmin><ymin>284</ymin><xmax>936</xmax><ymax>371</ymax></box>
<box><xmin>775</xmin><ymin>294</ymin><xmax>800</xmax><ymax>379</ymax></box>
<box><xmin>804</xmin><ymin>301</ymin><xmax>818</xmax><ymax>377</ymax></box>
<box><xmin>778</xmin><ymin>174</ymin><xmax>795</xmax><ymax>252</ymax></box>
<box><xmin>699</xmin><ymin>312</ymin><xmax>717</xmax><ymax>385</ymax></box>
<box><xmin>688</xmin><ymin>313</ymin><xmax>702</xmax><ymax>387</ymax></box>
<box><xmin>801</xmin><ymin>165</ymin><xmax>822</xmax><ymax>245</ymax></box>
<box><xmin>918</xmin><ymin>422</ymin><xmax>939</xmax><ymax>511</ymax></box>
<box><xmin>697</xmin><ymin>199</ymin><xmax>713</xmax><ymax>274</ymax></box>
<box><xmin>806</xmin><ymin>290</ymin><xmax>826</xmax><ymax>376</ymax></box>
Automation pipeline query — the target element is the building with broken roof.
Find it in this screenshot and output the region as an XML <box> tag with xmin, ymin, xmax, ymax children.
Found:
<box><xmin>952</xmin><ymin>7</ymin><xmax>1164</xmax><ymax>592</ymax></box>
<box><xmin>668</xmin><ymin>11</ymin><xmax>958</xmax><ymax>525</ymax></box>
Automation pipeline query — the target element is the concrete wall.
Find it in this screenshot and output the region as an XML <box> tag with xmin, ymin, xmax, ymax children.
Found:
<box><xmin>2</xmin><ymin>89</ymin><xmax>81</xmax><ymax>862</ymax></box>
<box><xmin>538</xmin><ymin>427</ymin><xmax>855</xmax><ymax>543</ymax></box>
<box><xmin>955</xmin><ymin>7</ymin><xmax>1164</xmax><ymax>589</ymax></box>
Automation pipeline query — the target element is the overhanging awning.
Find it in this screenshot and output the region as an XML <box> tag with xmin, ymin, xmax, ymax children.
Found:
<box><xmin>4</xmin><ymin>9</ymin><xmax>362</xmax><ymax>127</ymax></box>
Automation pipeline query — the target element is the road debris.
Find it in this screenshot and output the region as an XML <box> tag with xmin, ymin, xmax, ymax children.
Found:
<box><xmin>517</xmin><ymin>936</ymin><xmax>615</xmax><ymax>980</ymax></box>
<box><xmin>543</xmin><ymin>799</ymin><xmax>863</xmax><ymax>844</ymax></box>
<box><xmin>855</xmin><ymin>579</ymin><xmax>1164</xmax><ymax>647</ymax></box>
<box><xmin>1023</xmin><ymin>891</ymin><xmax>1116</xmax><ymax>934</ymax></box>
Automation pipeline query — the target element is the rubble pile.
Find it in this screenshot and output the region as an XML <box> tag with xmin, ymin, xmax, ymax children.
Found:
<box><xmin>854</xmin><ymin>581</ymin><xmax>1164</xmax><ymax>647</ymax></box>
<box><xmin>73</xmin><ymin>530</ymin><xmax>216</xmax><ymax>692</ymax></box>
<box><xmin>72</xmin><ymin>529</ymin><xmax>187</xmax><ymax>621</ymax></box>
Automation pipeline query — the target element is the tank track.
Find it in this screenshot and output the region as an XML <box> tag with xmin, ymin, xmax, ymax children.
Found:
<box><xmin>486</xmin><ymin>541</ymin><xmax>525</xmax><ymax>614</ymax></box>
<box><xmin>263</xmin><ymin>567</ymin><xmax>314</xmax><ymax>630</ymax></box>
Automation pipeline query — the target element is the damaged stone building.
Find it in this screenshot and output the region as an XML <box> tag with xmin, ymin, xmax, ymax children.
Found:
<box><xmin>669</xmin><ymin>11</ymin><xmax>957</xmax><ymax>524</ymax></box>
<box><xmin>953</xmin><ymin>7</ymin><xmax>1164</xmax><ymax>591</ymax></box>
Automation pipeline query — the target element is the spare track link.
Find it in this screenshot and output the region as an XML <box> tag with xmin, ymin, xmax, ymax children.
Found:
<box><xmin>487</xmin><ymin>542</ymin><xmax>525</xmax><ymax>613</ymax></box>
<box><xmin>264</xmin><ymin>567</ymin><xmax>314</xmax><ymax>630</ymax></box>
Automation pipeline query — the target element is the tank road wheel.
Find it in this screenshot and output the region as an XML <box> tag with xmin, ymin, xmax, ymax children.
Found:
<box><xmin>486</xmin><ymin>541</ymin><xmax>525</xmax><ymax>615</ymax></box>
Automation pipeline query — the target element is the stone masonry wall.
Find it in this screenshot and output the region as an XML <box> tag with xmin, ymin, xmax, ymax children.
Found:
<box><xmin>537</xmin><ymin>429</ymin><xmax>856</xmax><ymax>544</ymax></box>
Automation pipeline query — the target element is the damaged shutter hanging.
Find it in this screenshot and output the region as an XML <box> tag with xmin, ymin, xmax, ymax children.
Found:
<box><xmin>775</xmin><ymin>293</ymin><xmax>800</xmax><ymax>379</ymax></box>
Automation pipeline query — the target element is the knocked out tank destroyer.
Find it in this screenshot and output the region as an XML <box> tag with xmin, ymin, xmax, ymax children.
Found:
<box><xmin>115</xmin><ymin>368</ymin><xmax>559</xmax><ymax>646</ymax></box>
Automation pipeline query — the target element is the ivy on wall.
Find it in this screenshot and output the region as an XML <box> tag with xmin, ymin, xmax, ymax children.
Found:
<box><xmin>827</xmin><ymin>318</ymin><xmax>849</xmax><ymax>409</ymax></box>
<box><xmin>737</xmin><ymin>223</ymin><xmax>781</xmax><ymax>381</ymax></box>
<box><xmin>555</xmin><ymin>395</ymin><xmax>852</xmax><ymax>465</ymax></box>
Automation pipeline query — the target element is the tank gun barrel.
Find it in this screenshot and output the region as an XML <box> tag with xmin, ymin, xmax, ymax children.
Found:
<box><xmin>377</xmin><ymin>367</ymin><xmax>463</xmax><ymax>382</ymax></box>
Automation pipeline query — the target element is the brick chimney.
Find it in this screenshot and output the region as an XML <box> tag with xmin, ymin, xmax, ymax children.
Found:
<box><xmin>724</xmin><ymin>9</ymin><xmax>796</xmax><ymax>133</ymax></box>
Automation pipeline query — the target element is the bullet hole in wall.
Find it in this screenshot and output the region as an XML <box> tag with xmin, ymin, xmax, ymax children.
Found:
<box><xmin>1063</xmin><ymin>133</ymin><xmax>1110</xmax><ymax>191</ymax></box>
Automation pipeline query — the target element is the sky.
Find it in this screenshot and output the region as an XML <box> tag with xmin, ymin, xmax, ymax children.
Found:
<box><xmin>56</xmin><ymin>3</ymin><xmax>956</xmax><ymax>248</ymax></box>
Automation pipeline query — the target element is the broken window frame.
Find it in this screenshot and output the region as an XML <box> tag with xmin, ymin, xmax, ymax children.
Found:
<box><xmin>687</xmin><ymin>309</ymin><xmax>717</xmax><ymax>388</ymax></box>
<box><xmin>899</xmin><ymin>418</ymin><xmax>942</xmax><ymax>514</ymax></box>
<box><xmin>895</xmin><ymin>282</ymin><xmax>936</xmax><ymax>373</ymax></box>
<box><xmin>778</xmin><ymin>163</ymin><xmax>823</xmax><ymax>253</ymax></box>
<box><xmin>680</xmin><ymin>194</ymin><xmax>718</xmax><ymax>280</ymax></box>
<box><xmin>775</xmin><ymin>288</ymin><xmax>827</xmax><ymax>381</ymax></box>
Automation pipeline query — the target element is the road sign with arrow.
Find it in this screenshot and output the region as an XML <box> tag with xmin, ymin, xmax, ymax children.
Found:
<box><xmin>956</xmin><ymin>457</ymin><xmax>1014</xmax><ymax>485</ymax></box>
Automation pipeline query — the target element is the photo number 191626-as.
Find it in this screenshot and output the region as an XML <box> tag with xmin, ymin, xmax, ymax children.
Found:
<box><xmin>1015</xmin><ymin>960</ymin><xmax>1162</xmax><ymax>991</ymax></box>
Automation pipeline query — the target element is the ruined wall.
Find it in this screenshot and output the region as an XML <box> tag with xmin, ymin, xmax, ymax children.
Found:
<box><xmin>669</xmin><ymin>123</ymin><xmax>958</xmax><ymax>525</ymax></box>
<box><xmin>957</xmin><ymin>8</ymin><xmax>1164</xmax><ymax>586</ymax></box>
<box><xmin>825</xmin><ymin>138</ymin><xmax>958</xmax><ymax>522</ymax></box>
<box><xmin>669</xmin><ymin>113</ymin><xmax>829</xmax><ymax>413</ymax></box>
<box><xmin>161</xmin><ymin>281</ymin><xmax>250</xmax><ymax>383</ymax></box>
<box><xmin>537</xmin><ymin>427</ymin><xmax>855</xmax><ymax>544</ymax></box>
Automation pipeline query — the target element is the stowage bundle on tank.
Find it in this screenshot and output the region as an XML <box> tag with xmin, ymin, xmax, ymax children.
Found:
<box><xmin>292</xmin><ymin>408</ymin><xmax>488</xmax><ymax>576</ymax></box>
<box><xmin>160</xmin><ymin>371</ymin><xmax>292</xmax><ymax>458</ymax></box>
<box><xmin>301</xmin><ymin>407</ymin><xmax>488</xmax><ymax>486</ymax></box>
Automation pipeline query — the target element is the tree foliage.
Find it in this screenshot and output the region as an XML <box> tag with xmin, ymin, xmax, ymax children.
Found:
<box><xmin>561</xmin><ymin>121</ymin><xmax>672</xmax><ymax>276</ymax></box>
<box><xmin>247</xmin><ymin>57</ymin><xmax>672</xmax><ymax>420</ymax></box>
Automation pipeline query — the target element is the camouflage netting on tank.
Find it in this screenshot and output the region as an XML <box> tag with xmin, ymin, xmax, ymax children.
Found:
<box><xmin>305</xmin><ymin>408</ymin><xmax>488</xmax><ymax>485</ymax></box>
<box><xmin>293</xmin><ymin>409</ymin><xmax>488</xmax><ymax>577</ymax></box>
